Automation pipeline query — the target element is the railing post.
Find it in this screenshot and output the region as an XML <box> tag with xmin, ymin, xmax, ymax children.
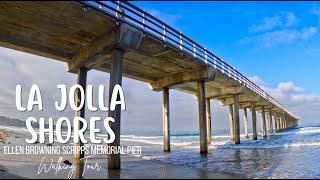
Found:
<box><xmin>193</xmin><ymin>43</ymin><xmax>196</xmax><ymax>58</ymax></box>
<box><xmin>179</xmin><ymin>32</ymin><xmax>183</xmax><ymax>50</ymax></box>
<box><xmin>162</xmin><ymin>25</ymin><xmax>166</xmax><ymax>42</ymax></box>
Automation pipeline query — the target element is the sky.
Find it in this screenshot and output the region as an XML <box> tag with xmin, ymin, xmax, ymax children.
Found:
<box><xmin>0</xmin><ymin>1</ymin><xmax>319</xmax><ymax>135</ymax></box>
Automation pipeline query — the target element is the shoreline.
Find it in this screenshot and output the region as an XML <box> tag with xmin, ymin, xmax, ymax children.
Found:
<box><xmin>0</xmin><ymin>155</ymin><xmax>240</xmax><ymax>179</ymax></box>
<box><xmin>0</xmin><ymin>128</ymin><xmax>240</xmax><ymax>179</ymax></box>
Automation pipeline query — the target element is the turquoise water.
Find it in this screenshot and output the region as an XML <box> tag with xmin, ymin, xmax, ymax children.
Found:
<box><xmin>120</xmin><ymin>126</ymin><xmax>320</xmax><ymax>178</ymax></box>
<box><xmin>2</xmin><ymin>124</ymin><xmax>319</xmax><ymax>178</ymax></box>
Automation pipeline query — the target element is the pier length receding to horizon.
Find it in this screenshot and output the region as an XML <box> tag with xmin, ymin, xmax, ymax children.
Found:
<box><xmin>0</xmin><ymin>1</ymin><xmax>299</xmax><ymax>170</ymax></box>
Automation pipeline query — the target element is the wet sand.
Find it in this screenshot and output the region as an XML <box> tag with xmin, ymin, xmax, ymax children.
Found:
<box><xmin>0</xmin><ymin>128</ymin><xmax>239</xmax><ymax>179</ymax></box>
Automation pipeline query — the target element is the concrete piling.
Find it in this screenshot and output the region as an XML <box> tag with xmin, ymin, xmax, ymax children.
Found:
<box><xmin>233</xmin><ymin>95</ymin><xmax>240</xmax><ymax>144</ymax></box>
<box><xmin>74</xmin><ymin>67</ymin><xmax>87</xmax><ymax>163</ymax></box>
<box><xmin>269</xmin><ymin>109</ymin><xmax>273</xmax><ymax>132</ymax></box>
<box><xmin>206</xmin><ymin>98</ymin><xmax>212</xmax><ymax>145</ymax></box>
<box><xmin>251</xmin><ymin>102</ymin><xmax>257</xmax><ymax>140</ymax></box>
<box><xmin>107</xmin><ymin>48</ymin><xmax>124</xmax><ymax>170</ymax></box>
<box><xmin>198</xmin><ymin>80</ymin><xmax>208</xmax><ymax>154</ymax></box>
<box><xmin>162</xmin><ymin>88</ymin><xmax>170</xmax><ymax>152</ymax></box>
<box><xmin>261</xmin><ymin>106</ymin><xmax>267</xmax><ymax>138</ymax></box>
<box><xmin>244</xmin><ymin>108</ymin><xmax>249</xmax><ymax>139</ymax></box>
<box><xmin>228</xmin><ymin>104</ymin><xmax>234</xmax><ymax>140</ymax></box>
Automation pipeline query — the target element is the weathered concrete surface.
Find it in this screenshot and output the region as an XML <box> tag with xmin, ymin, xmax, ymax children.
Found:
<box><xmin>107</xmin><ymin>48</ymin><xmax>124</xmax><ymax>169</ymax></box>
<box><xmin>74</xmin><ymin>67</ymin><xmax>87</xmax><ymax>162</ymax></box>
<box><xmin>251</xmin><ymin>102</ymin><xmax>257</xmax><ymax>140</ymax></box>
<box><xmin>206</xmin><ymin>99</ymin><xmax>212</xmax><ymax>145</ymax></box>
<box><xmin>162</xmin><ymin>88</ymin><xmax>170</xmax><ymax>152</ymax></box>
<box><xmin>197</xmin><ymin>81</ymin><xmax>208</xmax><ymax>154</ymax></box>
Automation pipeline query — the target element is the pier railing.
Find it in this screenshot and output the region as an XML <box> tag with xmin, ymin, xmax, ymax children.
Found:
<box><xmin>77</xmin><ymin>1</ymin><xmax>297</xmax><ymax>119</ymax></box>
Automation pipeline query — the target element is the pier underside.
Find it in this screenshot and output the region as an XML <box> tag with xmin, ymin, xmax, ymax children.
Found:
<box><xmin>0</xmin><ymin>1</ymin><xmax>298</xmax><ymax>169</ymax></box>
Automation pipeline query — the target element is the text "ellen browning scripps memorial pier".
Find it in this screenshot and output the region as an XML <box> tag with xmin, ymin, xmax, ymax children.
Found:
<box><xmin>0</xmin><ymin>1</ymin><xmax>298</xmax><ymax>169</ymax></box>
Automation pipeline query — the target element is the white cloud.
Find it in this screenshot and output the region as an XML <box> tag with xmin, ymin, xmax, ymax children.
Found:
<box><xmin>250</xmin><ymin>12</ymin><xmax>298</xmax><ymax>33</ymax></box>
<box><xmin>276</xmin><ymin>82</ymin><xmax>304</xmax><ymax>94</ymax></box>
<box><xmin>311</xmin><ymin>4</ymin><xmax>320</xmax><ymax>24</ymax></box>
<box><xmin>250</xmin><ymin>16</ymin><xmax>281</xmax><ymax>33</ymax></box>
<box><xmin>239</xmin><ymin>27</ymin><xmax>318</xmax><ymax>48</ymax></box>
<box><xmin>300</xmin><ymin>27</ymin><xmax>318</xmax><ymax>40</ymax></box>
<box><xmin>241</xmin><ymin>12</ymin><xmax>317</xmax><ymax>48</ymax></box>
<box><xmin>284</xmin><ymin>12</ymin><xmax>298</xmax><ymax>27</ymax></box>
<box><xmin>248</xmin><ymin>75</ymin><xmax>264</xmax><ymax>86</ymax></box>
<box><xmin>248</xmin><ymin>76</ymin><xmax>320</xmax><ymax>125</ymax></box>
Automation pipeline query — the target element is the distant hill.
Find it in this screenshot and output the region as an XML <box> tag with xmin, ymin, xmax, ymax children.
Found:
<box><xmin>0</xmin><ymin>116</ymin><xmax>67</xmax><ymax>130</ymax></box>
<box><xmin>0</xmin><ymin>116</ymin><xmax>34</xmax><ymax>128</ymax></box>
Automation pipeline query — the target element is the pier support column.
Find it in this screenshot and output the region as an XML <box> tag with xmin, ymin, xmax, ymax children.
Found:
<box><xmin>228</xmin><ymin>104</ymin><xmax>234</xmax><ymax>140</ymax></box>
<box><xmin>243</xmin><ymin>108</ymin><xmax>249</xmax><ymax>139</ymax></box>
<box><xmin>108</xmin><ymin>48</ymin><xmax>124</xmax><ymax>170</ymax></box>
<box><xmin>74</xmin><ymin>67</ymin><xmax>87</xmax><ymax>163</ymax></box>
<box><xmin>285</xmin><ymin>117</ymin><xmax>288</xmax><ymax>129</ymax></box>
<box><xmin>266</xmin><ymin>113</ymin><xmax>270</xmax><ymax>132</ymax></box>
<box><xmin>206</xmin><ymin>98</ymin><xmax>212</xmax><ymax>145</ymax></box>
<box><xmin>277</xmin><ymin>114</ymin><xmax>280</xmax><ymax>131</ymax></box>
<box><xmin>162</xmin><ymin>88</ymin><xmax>170</xmax><ymax>152</ymax></box>
<box><xmin>251</xmin><ymin>102</ymin><xmax>257</xmax><ymax>140</ymax></box>
<box><xmin>269</xmin><ymin>109</ymin><xmax>273</xmax><ymax>132</ymax></box>
<box><xmin>276</xmin><ymin>114</ymin><xmax>280</xmax><ymax>131</ymax></box>
<box><xmin>274</xmin><ymin>114</ymin><xmax>278</xmax><ymax>131</ymax></box>
<box><xmin>261</xmin><ymin>106</ymin><xmax>267</xmax><ymax>138</ymax></box>
<box><xmin>198</xmin><ymin>80</ymin><xmax>208</xmax><ymax>154</ymax></box>
<box><xmin>233</xmin><ymin>95</ymin><xmax>240</xmax><ymax>144</ymax></box>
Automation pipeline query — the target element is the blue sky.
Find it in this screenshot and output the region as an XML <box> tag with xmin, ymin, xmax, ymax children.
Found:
<box><xmin>0</xmin><ymin>2</ymin><xmax>319</xmax><ymax>135</ymax></box>
<box><xmin>133</xmin><ymin>1</ymin><xmax>320</xmax><ymax>93</ymax></box>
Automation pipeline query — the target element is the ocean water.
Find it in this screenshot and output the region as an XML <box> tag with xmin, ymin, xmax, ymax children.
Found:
<box><xmin>1</xmin><ymin>124</ymin><xmax>320</xmax><ymax>178</ymax></box>
<box><xmin>119</xmin><ymin>126</ymin><xmax>320</xmax><ymax>178</ymax></box>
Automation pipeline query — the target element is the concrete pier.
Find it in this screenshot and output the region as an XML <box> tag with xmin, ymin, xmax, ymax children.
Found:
<box><xmin>198</xmin><ymin>81</ymin><xmax>208</xmax><ymax>154</ymax></box>
<box><xmin>107</xmin><ymin>48</ymin><xmax>124</xmax><ymax>170</ymax></box>
<box><xmin>243</xmin><ymin>108</ymin><xmax>249</xmax><ymax>139</ymax></box>
<box><xmin>0</xmin><ymin>1</ymin><xmax>300</xmax><ymax>169</ymax></box>
<box><xmin>206</xmin><ymin>98</ymin><xmax>212</xmax><ymax>145</ymax></box>
<box><xmin>233</xmin><ymin>95</ymin><xmax>240</xmax><ymax>144</ymax></box>
<box><xmin>251</xmin><ymin>102</ymin><xmax>257</xmax><ymax>140</ymax></box>
<box><xmin>162</xmin><ymin>88</ymin><xmax>170</xmax><ymax>152</ymax></box>
<box><xmin>74</xmin><ymin>67</ymin><xmax>87</xmax><ymax>162</ymax></box>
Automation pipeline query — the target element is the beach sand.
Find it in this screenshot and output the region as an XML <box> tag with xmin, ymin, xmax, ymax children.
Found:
<box><xmin>0</xmin><ymin>129</ymin><xmax>239</xmax><ymax>179</ymax></box>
